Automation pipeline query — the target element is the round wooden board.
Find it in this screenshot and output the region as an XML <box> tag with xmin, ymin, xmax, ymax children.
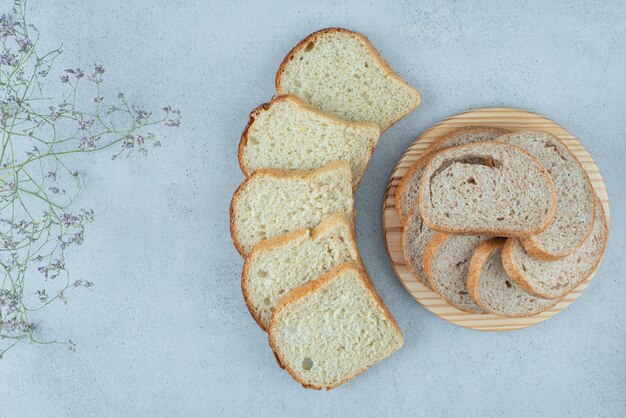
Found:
<box><xmin>382</xmin><ymin>108</ymin><xmax>610</xmax><ymax>331</ymax></box>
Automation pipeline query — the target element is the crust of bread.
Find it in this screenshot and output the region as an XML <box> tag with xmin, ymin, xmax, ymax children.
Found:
<box><xmin>467</xmin><ymin>238</ymin><xmax>504</xmax><ymax>303</ymax></box>
<box><xmin>417</xmin><ymin>141</ymin><xmax>557</xmax><ymax>237</ymax></box>
<box><xmin>229</xmin><ymin>161</ymin><xmax>355</xmax><ymax>257</ymax></box>
<box><xmin>495</xmin><ymin>132</ymin><xmax>597</xmax><ymax>260</ymax></box>
<box><xmin>395</xmin><ymin>153</ymin><xmax>435</xmax><ymax>224</ymax></box>
<box><xmin>423</xmin><ymin>126</ymin><xmax>511</xmax><ymax>155</ymax></box>
<box><xmin>241</xmin><ymin>213</ymin><xmax>357</xmax><ymax>331</ymax></box>
<box><xmin>238</xmin><ymin>95</ymin><xmax>380</xmax><ymax>188</ymax></box>
<box><xmin>267</xmin><ymin>261</ymin><xmax>403</xmax><ymax>390</ymax></box>
<box><xmin>275</xmin><ymin>27</ymin><xmax>420</xmax><ymax>133</ymax></box>
<box><xmin>501</xmin><ymin>200</ymin><xmax>608</xmax><ymax>299</ymax></box>
<box><xmin>422</xmin><ymin>233</ymin><xmax>483</xmax><ymax>313</ymax></box>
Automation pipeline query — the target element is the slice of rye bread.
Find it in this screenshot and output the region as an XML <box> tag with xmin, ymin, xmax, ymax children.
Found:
<box><xmin>401</xmin><ymin>206</ymin><xmax>437</xmax><ymax>289</ymax></box>
<box><xmin>275</xmin><ymin>28</ymin><xmax>420</xmax><ymax>132</ymax></box>
<box><xmin>422</xmin><ymin>233</ymin><xmax>489</xmax><ymax>313</ymax></box>
<box><xmin>268</xmin><ymin>262</ymin><xmax>403</xmax><ymax>390</ymax></box>
<box><xmin>230</xmin><ymin>161</ymin><xmax>354</xmax><ymax>256</ymax></box>
<box><xmin>239</xmin><ymin>95</ymin><xmax>381</xmax><ymax>187</ymax></box>
<box><xmin>502</xmin><ymin>200</ymin><xmax>608</xmax><ymax>299</ymax></box>
<box><xmin>424</xmin><ymin>126</ymin><xmax>511</xmax><ymax>156</ymax></box>
<box><xmin>467</xmin><ymin>238</ymin><xmax>559</xmax><ymax>317</ymax></box>
<box><xmin>242</xmin><ymin>214</ymin><xmax>360</xmax><ymax>331</ymax></box>
<box><xmin>396</xmin><ymin>126</ymin><xmax>511</xmax><ymax>224</ymax></box>
<box><xmin>497</xmin><ymin>130</ymin><xmax>596</xmax><ymax>260</ymax></box>
<box><xmin>418</xmin><ymin>141</ymin><xmax>556</xmax><ymax>236</ymax></box>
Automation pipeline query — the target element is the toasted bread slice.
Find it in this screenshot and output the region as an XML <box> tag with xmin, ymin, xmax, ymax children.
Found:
<box><xmin>418</xmin><ymin>141</ymin><xmax>556</xmax><ymax>237</ymax></box>
<box><xmin>268</xmin><ymin>262</ymin><xmax>403</xmax><ymax>390</ymax></box>
<box><xmin>467</xmin><ymin>238</ymin><xmax>559</xmax><ymax>317</ymax></box>
<box><xmin>230</xmin><ymin>162</ymin><xmax>354</xmax><ymax>256</ymax></box>
<box><xmin>502</xmin><ymin>200</ymin><xmax>608</xmax><ymax>299</ymax></box>
<box><xmin>276</xmin><ymin>28</ymin><xmax>420</xmax><ymax>132</ymax></box>
<box><xmin>239</xmin><ymin>95</ymin><xmax>380</xmax><ymax>187</ymax></box>
<box><xmin>242</xmin><ymin>214</ymin><xmax>359</xmax><ymax>330</ymax></box>
<box><xmin>497</xmin><ymin>130</ymin><xmax>596</xmax><ymax>260</ymax></box>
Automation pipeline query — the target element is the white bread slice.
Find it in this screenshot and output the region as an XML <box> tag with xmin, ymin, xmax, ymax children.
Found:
<box><xmin>401</xmin><ymin>207</ymin><xmax>436</xmax><ymax>289</ymax></box>
<box><xmin>242</xmin><ymin>214</ymin><xmax>359</xmax><ymax>330</ymax></box>
<box><xmin>424</xmin><ymin>126</ymin><xmax>511</xmax><ymax>155</ymax></box>
<box><xmin>467</xmin><ymin>238</ymin><xmax>559</xmax><ymax>317</ymax></box>
<box><xmin>423</xmin><ymin>233</ymin><xmax>489</xmax><ymax>313</ymax></box>
<box><xmin>230</xmin><ymin>162</ymin><xmax>354</xmax><ymax>256</ymax></box>
<box><xmin>418</xmin><ymin>141</ymin><xmax>556</xmax><ymax>236</ymax></box>
<box><xmin>268</xmin><ymin>262</ymin><xmax>403</xmax><ymax>390</ymax></box>
<box><xmin>502</xmin><ymin>200</ymin><xmax>608</xmax><ymax>299</ymax></box>
<box><xmin>275</xmin><ymin>28</ymin><xmax>421</xmax><ymax>132</ymax></box>
<box><xmin>396</xmin><ymin>127</ymin><xmax>510</xmax><ymax>224</ymax></box>
<box><xmin>497</xmin><ymin>130</ymin><xmax>596</xmax><ymax>260</ymax></box>
<box><xmin>239</xmin><ymin>95</ymin><xmax>380</xmax><ymax>187</ymax></box>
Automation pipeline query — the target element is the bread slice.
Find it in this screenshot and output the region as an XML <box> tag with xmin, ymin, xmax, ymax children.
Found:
<box><xmin>467</xmin><ymin>238</ymin><xmax>559</xmax><ymax>317</ymax></box>
<box><xmin>401</xmin><ymin>207</ymin><xmax>436</xmax><ymax>289</ymax></box>
<box><xmin>396</xmin><ymin>127</ymin><xmax>510</xmax><ymax>224</ymax></box>
<box><xmin>502</xmin><ymin>200</ymin><xmax>608</xmax><ymax>299</ymax></box>
<box><xmin>242</xmin><ymin>214</ymin><xmax>359</xmax><ymax>330</ymax></box>
<box><xmin>497</xmin><ymin>130</ymin><xmax>596</xmax><ymax>260</ymax></box>
<box><xmin>268</xmin><ymin>262</ymin><xmax>403</xmax><ymax>390</ymax></box>
<box><xmin>422</xmin><ymin>233</ymin><xmax>489</xmax><ymax>313</ymax></box>
<box><xmin>230</xmin><ymin>162</ymin><xmax>354</xmax><ymax>256</ymax></box>
<box><xmin>418</xmin><ymin>141</ymin><xmax>556</xmax><ymax>236</ymax></box>
<box><xmin>239</xmin><ymin>95</ymin><xmax>381</xmax><ymax>187</ymax></box>
<box><xmin>275</xmin><ymin>28</ymin><xmax>421</xmax><ymax>132</ymax></box>
<box><xmin>424</xmin><ymin>126</ymin><xmax>511</xmax><ymax>155</ymax></box>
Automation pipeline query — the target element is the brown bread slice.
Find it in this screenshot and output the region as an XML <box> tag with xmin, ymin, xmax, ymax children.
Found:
<box><xmin>268</xmin><ymin>262</ymin><xmax>403</xmax><ymax>390</ymax></box>
<box><xmin>401</xmin><ymin>206</ymin><xmax>437</xmax><ymax>289</ymax></box>
<box><xmin>423</xmin><ymin>233</ymin><xmax>489</xmax><ymax>313</ymax></box>
<box><xmin>424</xmin><ymin>126</ymin><xmax>511</xmax><ymax>154</ymax></box>
<box><xmin>395</xmin><ymin>127</ymin><xmax>510</xmax><ymax>224</ymax></box>
<box><xmin>502</xmin><ymin>200</ymin><xmax>608</xmax><ymax>299</ymax></box>
<box><xmin>467</xmin><ymin>238</ymin><xmax>559</xmax><ymax>317</ymax></box>
<box><xmin>418</xmin><ymin>141</ymin><xmax>556</xmax><ymax>236</ymax></box>
<box><xmin>497</xmin><ymin>130</ymin><xmax>596</xmax><ymax>260</ymax></box>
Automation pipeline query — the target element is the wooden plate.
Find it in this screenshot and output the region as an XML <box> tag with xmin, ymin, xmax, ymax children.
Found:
<box><xmin>382</xmin><ymin>108</ymin><xmax>610</xmax><ymax>331</ymax></box>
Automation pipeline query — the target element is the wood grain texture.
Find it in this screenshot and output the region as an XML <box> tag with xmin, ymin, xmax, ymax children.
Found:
<box><xmin>382</xmin><ymin>108</ymin><xmax>610</xmax><ymax>331</ymax></box>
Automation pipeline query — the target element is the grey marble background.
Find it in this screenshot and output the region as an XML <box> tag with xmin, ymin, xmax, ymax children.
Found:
<box><xmin>1</xmin><ymin>0</ymin><xmax>625</xmax><ymax>417</ymax></box>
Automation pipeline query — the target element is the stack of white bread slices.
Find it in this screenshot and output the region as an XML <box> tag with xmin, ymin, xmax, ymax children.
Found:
<box><xmin>398</xmin><ymin>127</ymin><xmax>608</xmax><ymax>317</ymax></box>
<box><xmin>230</xmin><ymin>28</ymin><xmax>420</xmax><ymax>389</ymax></box>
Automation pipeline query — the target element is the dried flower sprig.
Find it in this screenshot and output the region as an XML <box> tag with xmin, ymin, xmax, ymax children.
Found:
<box><xmin>0</xmin><ymin>0</ymin><xmax>180</xmax><ymax>357</ymax></box>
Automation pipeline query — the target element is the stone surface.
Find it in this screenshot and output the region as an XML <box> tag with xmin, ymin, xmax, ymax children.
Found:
<box><xmin>1</xmin><ymin>0</ymin><xmax>625</xmax><ymax>417</ymax></box>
